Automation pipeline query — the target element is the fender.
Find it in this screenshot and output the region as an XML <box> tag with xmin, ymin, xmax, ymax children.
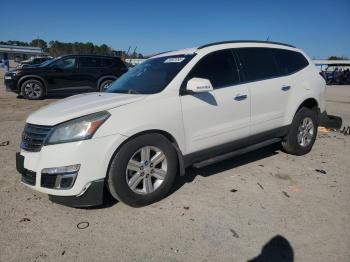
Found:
<box><xmin>97</xmin><ymin>75</ymin><xmax>118</xmax><ymax>89</ymax></box>
<box><xmin>17</xmin><ymin>75</ymin><xmax>48</xmax><ymax>95</ymax></box>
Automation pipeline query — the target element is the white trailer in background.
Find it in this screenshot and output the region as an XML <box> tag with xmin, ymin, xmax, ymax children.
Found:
<box><xmin>125</xmin><ymin>58</ymin><xmax>146</xmax><ymax>66</ymax></box>
<box><xmin>313</xmin><ymin>60</ymin><xmax>350</xmax><ymax>71</ymax></box>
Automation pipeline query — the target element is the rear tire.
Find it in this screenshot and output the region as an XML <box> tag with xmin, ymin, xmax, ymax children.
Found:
<box><xmin>99</xmin><ymin>79</ymin><xmax>114</xmax><ymax>92</ymax></box>
<box><xmin>282</xmin><ymin>107</ymin><xmax>318</xmax><ymax>155</ymax></box>
<box><xmin>21</xmin><ymin>79</ymin><xmax>45</xmax><ymax>100</ymax></box>
<box><xmin>107</xmin><ymin>134</ymin><xmax>178</xmax><ymax>207</ymax></box>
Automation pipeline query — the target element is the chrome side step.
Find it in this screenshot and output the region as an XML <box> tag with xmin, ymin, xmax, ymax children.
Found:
<box><xmin>192</xmin><ymin>138</ymin><xmax>281</xmax><ymax>169</ymax></box>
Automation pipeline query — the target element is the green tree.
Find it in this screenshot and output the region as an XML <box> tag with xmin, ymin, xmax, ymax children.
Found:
<box><xmin>328</xmin><ymin>56</ymin><xmax>348</xmax><ymax>60</ymax></box>
<box><xmin>1</xmin><ymin>39</ymin><xmax>116</xmax><ymax>57</ymax></box>
<box><xmin>30</xmin><ymin>39</ymin><xmax>48</xmax><ymax>51</ymax></box>
<box><xmin>0</xmin><ymin>40</ymin><xmax>29</xmax><ymax>46</ymax></box>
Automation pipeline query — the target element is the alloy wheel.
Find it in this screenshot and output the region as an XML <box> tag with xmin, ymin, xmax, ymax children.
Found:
<box><xmin>24</xmin><ymin>82</ymin><xmax>42</xmax><ymax>99</ymax></box>
<box><xmin>125</xmin><ymin>146</ymin><xmax>167</xmax><ymax>195</ymax></box>
<box><xmin>102</xmin><ymin>81</ymin><xmax>113</xmax><ymax>90</ymax></box>
<box><xmin>297</xmin><ymin>117</ymin><xmax>314</xmax><ymax>147</ymax></box>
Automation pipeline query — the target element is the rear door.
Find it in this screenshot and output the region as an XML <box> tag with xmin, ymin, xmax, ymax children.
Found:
<box><xmin>180</xmin><ymin>49</ymin><xmax>251</xmax><ymax>154</ymax></box>
<box><xmin>103</xmin><ymin>57</ymin><xmax>127</xmax><ymax>77</ymax></box>
<box><xmin>78</xmin><ymin>56</ymin><xmax>103</xmax><ymax>90</ymax></box>
<box><xmin>235</xmin><ymin>47</ymin><xmax>289</xmax><ymax>135</ymax></box>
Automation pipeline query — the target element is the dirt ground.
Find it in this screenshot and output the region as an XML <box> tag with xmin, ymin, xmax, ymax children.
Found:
<box><xmin>0</xmin><ymin>72</ymin><xmax>349</xmax><ymax>262</ymax></box>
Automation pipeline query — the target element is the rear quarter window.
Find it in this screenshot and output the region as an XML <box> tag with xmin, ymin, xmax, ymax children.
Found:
<box><xmin>101</xmin><ymin>58</ymin><xmax>113</xmax><ymax>67</ymax></box>
<box><xmin>102</xmin><ymin>58</ymin><xmax>125</xmax><ymax>68</ymax></box>
<box><xmin>273</xmin><ymin>49</ymin><xmax>309</xmax><ymax>75</ymax></box>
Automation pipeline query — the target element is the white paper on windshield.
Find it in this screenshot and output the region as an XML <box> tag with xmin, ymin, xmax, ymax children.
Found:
<box><xmin>164</xmin><ymin>57</ymin><xmax>185</xmax><ymax>63</ymax></box>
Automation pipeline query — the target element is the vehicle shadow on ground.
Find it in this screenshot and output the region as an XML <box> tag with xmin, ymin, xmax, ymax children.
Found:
<box><xmin>89</xmin><ymin>143</ymin><xmax>281</xmax><ymax>209</ymax></box>
<box><xmin>247</xmin><ymin>235</ymin><xmax>294</xmax><ymax>262</ymax></box>
<box><xmin>170</xmin><ymin>143</ymin><xmax>281</xmax><ymax>195</ymax></box>
<box><xmin>46</xmin><ymin>93</ymin><xmax>76</xmax><ymax>99</ymax></box>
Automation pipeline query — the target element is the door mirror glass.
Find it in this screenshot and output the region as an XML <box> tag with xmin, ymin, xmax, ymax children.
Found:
<box><xmin>186</xmin><ymin>77</ymin><xmax>213</xmax><ymax>93</ymax></box>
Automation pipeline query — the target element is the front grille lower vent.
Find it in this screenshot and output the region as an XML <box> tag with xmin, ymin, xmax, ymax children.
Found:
<box><xmin>21</xmin><ymin>123</ymin><xmax>52</xmax><ymax>152</ymax></box>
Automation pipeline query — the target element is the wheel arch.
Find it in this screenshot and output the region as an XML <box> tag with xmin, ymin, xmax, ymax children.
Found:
<box><xmin>286</xmin><ymin>97</ymin><xmax>320</xmax><ymax>126</ymax></box>
<box><xmin>18</xmin><ymin>75</ymin><xmax>48</xmax><ymax>95</ymax></box>
<box><xmin>296</xmin><ymin>98</ymin><xmax>319</xmax><ymax>112</ymax></box>
<box><xmin>107</xmin><ymin>129</ymin><xmax>186</xmax><ymax>182</ymax></box>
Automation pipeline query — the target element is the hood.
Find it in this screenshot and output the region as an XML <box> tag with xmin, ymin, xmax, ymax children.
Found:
<box><xmin>27</xmin><ymin>92</ymin><xmax>146</xmax><ymax>126</ymax></box>
<box><xmin>21</xmin><ymin>64</ymin><xmax>41</xmax><ymax>68</ymax></box>
<box><xmin>20</xmin><ymin>65</ymin><xmax>46</xmax><ymax>71</ymax></box>
<box><xmin>21</xmin><ymin>59</ymin><xmax>31</xmax><ymax>64</ymax></box>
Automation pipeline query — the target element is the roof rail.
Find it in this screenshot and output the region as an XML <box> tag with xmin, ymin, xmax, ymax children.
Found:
<box><xmin>151</xmin><ymin>50</ymin><xmax>175</xmax><ymax>57</ymax></box>
<box><xmin>198</xmin><ymin>40</ymin><xmax>295</xmax><ymax>49</ymax></box>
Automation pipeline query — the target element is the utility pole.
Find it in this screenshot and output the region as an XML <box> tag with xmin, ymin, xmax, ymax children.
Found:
<box><xmin>132</xmin><ymin>46</ymin><xmax>137</xmax><ymax>58</ymax></box>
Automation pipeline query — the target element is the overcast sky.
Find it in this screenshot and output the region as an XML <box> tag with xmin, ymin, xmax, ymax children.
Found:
<box><xmin>1</xmin><ymin>0</ymin><xmax>349</xmax><ymax>58</ymax></box>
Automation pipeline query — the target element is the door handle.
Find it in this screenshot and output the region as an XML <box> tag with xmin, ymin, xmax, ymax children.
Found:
<box><xmin>234</xmin><ymin>94</ymin><xmax>248</xmax><ymax>101</ymax></box>
<box><xmin>281</xmin><ymin>85</ymin><xmax>291</xmax><ymax>91</ymax></box>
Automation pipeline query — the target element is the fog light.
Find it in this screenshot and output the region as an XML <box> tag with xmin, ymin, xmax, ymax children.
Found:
<box><xmin>60</xmin><ymin>177</ymin><xmax>74</xmax><ymax>188</ymax></box>
<box><xmin>41</xmin><ymin>164</ymin><xmax>80</xmax><ymax>189</ymax></box>
<box><xmin>41</xmin><ymin>164</ymin><xmax>80</xmax><ymax>175</ymax></box>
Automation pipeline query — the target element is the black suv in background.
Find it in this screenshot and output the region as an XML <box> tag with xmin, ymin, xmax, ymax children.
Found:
<box><xmin>18</xmin><ymin>56</ymin><xmax>53</xmax><ymax>68</ymax></box>
<box><xmin>4</xmin><ymin>55</ymin><xmax>127</xmax><ymax>99</ymax></box>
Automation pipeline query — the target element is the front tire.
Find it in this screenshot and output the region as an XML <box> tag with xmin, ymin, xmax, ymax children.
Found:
<box><xmin>107</xmin><ymin>134</ymin><xmax>178</xmax><ymax>207</ymax></box>
<box><xmin>282</xmin><ymin>107</ymin><xmax>318</xmax><ymax>155</ymax></box>
<box><xmin>21</xmin><ymin>79</ymin><xmax>45</xmax><ymax>100</ymax></box>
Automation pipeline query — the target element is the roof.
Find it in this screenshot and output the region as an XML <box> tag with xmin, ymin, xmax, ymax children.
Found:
<box><xmin>198</xmin><ymin>40</ymin><xmax>295</xmax><ymax>49</ymax></box>
<box><xmin>152</xmin><ymin>40</ymin><xmax>296</xmax><ymax>58</ymax></box>
<box><xmin>60</xmin><ymin>54</ymin><xmax>118</xmax><ymax>58</ymax></box>
<box><xmin>0</xmin><ymin>44</ymin><xmax>43</xmax><ymax>54</ymax></box>
<box><xmin>313</xmin><ymin>60</ymin><xmax>350</xmax><ymax>65</ymax></box>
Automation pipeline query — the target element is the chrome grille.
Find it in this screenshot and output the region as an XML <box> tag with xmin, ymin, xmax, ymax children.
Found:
<box><xmin>21</xmin><ymin>124</ymin><xmax>52</xmax><ymax>152</ymax></box>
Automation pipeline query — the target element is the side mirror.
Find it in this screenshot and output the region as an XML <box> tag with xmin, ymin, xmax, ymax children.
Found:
<box><xmin>186</xmin><ymin>78</ymin><xmax>213</xmax><ymax>93</ymax></box>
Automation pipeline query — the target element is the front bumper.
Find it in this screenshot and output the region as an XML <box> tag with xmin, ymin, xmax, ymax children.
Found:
<box><xmin>16</xmin><ymin>133</ymin><xmax>127</xmax><ymax>207</ymax></box>
<box><xmin>48</xmin><ymin>178</ymin><xmax>107</xmax><ymax>207</ymax></box>
<box><xmin>4</xmin><ymin>75</ymin><xmax>20</xmax><ymax>93</ymax></box>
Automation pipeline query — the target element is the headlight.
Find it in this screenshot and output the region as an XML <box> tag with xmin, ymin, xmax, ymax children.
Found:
<box><xmin>12</xmin><ymin>69</ymin><xmax>22</xmax><ymax>75</ymax></box>
<box><xmin>45</xmin><ymin>111</ymin><xmax>110</xmax><ymax>145</ymax></box>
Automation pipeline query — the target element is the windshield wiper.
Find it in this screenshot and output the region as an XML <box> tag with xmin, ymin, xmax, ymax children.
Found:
<box><xmin>109</xmin><ymin>89</ymin><xmax>141</xmax><ymax>94</ymax></box>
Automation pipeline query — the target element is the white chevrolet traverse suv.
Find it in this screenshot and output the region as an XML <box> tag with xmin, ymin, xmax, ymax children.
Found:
<box><xmin>16</xmin><ymin>41</ymin><xmax>332</xmax><ymax>207</ymax></box>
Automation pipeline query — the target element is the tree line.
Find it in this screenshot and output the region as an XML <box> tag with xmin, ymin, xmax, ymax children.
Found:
<box><xmin>328</xmin><ymin>56</ymin><xmax>348</xmax><ymax>60</ymax></box>
<box><xmin>0</xmin><ymin>39</ymin><xmax>144</xmax><ymax>58</ymax></box>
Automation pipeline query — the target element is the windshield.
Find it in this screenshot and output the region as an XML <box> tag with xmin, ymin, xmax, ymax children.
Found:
<box><xmin>106</xmin><ymin>54</ymin><xmax>194</xmax><ymax>94</ymax></box>
<box><xmin>40</xmin><ymin>57</ymin><xmax>60</xmax><ymax>67</ymax></box>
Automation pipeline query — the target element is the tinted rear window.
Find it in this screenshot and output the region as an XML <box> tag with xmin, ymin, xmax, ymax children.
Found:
<box><xmin>101</xmin><ymin>58</ymin><xmax>113</xmax><ymax>67</ymax></box>
<box><xmin>102</xmin><ymin>58</ymin><xmax>125</xmax><ymax>68</ymax></box>
<box><xmin>236</xmin><ymin>48</ymin><xmax>279</xmax><ymax>82</ymax></box>
<box><xmin>188</xmin><ymin>50</ymin><xmax>239</xmax><ymax>89</ymax></box>
<box><xmin>273</xmin><ymin>49</ymin><xmax>309</xmax><ymax>75</ymax></box>
<box><xmin>79</xmin><ymin>57</ymin><xmax>102</xmax><ymax>68</ymax></box>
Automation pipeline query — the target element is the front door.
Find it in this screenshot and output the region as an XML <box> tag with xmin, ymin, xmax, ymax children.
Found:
<box><xmin>46</xmin><ymin>56</ymin><xmax>82</xmax><ymax>92</ymax></box>
<box><xmin>180</xmin><ymin>49</ymin><xmax>251</xmax><ymax>154</ymax></box>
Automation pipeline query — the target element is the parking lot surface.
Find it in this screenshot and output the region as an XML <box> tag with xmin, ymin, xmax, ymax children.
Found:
<box><xmin>0</xmin><ymin>73</ymin><xmax>349</xmax><ymax>261</ymax></box>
